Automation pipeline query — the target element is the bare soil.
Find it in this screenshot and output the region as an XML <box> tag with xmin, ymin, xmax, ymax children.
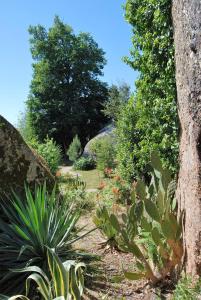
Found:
<box><xmin>75</xmin><ymin>213</ymin><xmax>154</xmax><ymax>300</ymax></box>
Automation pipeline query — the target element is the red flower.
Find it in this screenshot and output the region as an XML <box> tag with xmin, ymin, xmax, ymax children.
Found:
<box><xmin>98</xmin><ymin>181</ymin><xmax>106</xmax><ymax>190</ymax></box>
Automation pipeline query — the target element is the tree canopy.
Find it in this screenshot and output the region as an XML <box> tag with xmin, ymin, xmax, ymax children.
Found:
<box><xmin>27</xmin><ymin>16</ymin><xmax>108</xmax><ymax>149</ymax></box>
<box><xmin>116</xmin><ymin>0</ymin><xmax>179</xmax><ymax>181</ymax></box>
<box><xmin>103</xmin><ymin>83</ymin><xmax>130</xmax><ymax>122</ymax></box>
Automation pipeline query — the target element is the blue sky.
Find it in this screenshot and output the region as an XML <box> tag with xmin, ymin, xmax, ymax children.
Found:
<box><xmin>0</xmin><ymin>0</ymin><xmax>138</xmax><ymax>125</ymax></box>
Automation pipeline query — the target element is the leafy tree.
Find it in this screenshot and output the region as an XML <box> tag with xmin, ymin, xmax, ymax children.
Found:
<box><xmin>67</xmin><ymin>135</ymin><xmax>82</xmax><ymax>162</ymax></box>
<box><xmin>27</xmin><ymin>16</ymin><xmax>108</xmax><ymax>150</ymax></box>
<box><xmin>17</xmin><ymin>110</ymin><xmax>36</xmax><ymax>143</ymax></box>
<box><xmin>116</xmin><ymin>0</ymin><xmax>179</xmax><ymax>181</ymax></box>
<box><xmin>103</xmin><ymin>83</ymin><xmax>131</xmax><ymax>121</ymax></box>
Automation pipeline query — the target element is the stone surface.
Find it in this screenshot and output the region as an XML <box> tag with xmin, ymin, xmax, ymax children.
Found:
<box><xmin>83</xmin><ymin>123</ymin><xmax>115</xmax><ymax>157</ymax></box>
<box><xmin>0</xmin><ymin>115</ymin><xmax>55</xmax><ymax>198</ymax></box>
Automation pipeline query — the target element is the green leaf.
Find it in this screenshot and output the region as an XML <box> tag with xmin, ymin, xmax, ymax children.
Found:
<box><xmin>134</xmin><ymin>201</ymin><xmax>144</xmax><ymax>220</ymax></box>
<box><xmin>141</xmin><ymin>217</ymin><xmax>152</xmax><ymax>232</ymax></box>
<box><xmin>150</xmin><ymin>151</ymin><xmax>163</xmax><ymax>172</ymax></box>
<box><xmin>144</xmin><ymin>199</ymin><xmax>161</xmax><ymax>222</ymax></box>
<box><xmin>136</xmin><ymin>180</ymin><xmax>146</xmax><ymax>200</ymax></box>
<box><xmin>110</xmin><ymin>214</ymin><xmax>120</xmax><ymax>232</ymax></box>
<box><xmin>151</xmin><ymin>227</ymin><xmax>161</xmax><ymax>245</ymax></box>
<box><xmin>124</xmin><ymin>272</ymin><xmax>145</xmax><ymax>280</ymax></box>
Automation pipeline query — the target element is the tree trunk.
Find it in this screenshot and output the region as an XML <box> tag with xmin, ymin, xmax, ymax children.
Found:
<box><xmin>172</xmin><ymin>0</ymin><xmax>201</xmax><ymax>275</ymax></box>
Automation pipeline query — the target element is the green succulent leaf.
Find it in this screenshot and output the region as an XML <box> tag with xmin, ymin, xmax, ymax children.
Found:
<box><xmin>144</xmin><ymin>199</ymin><xmax>161</xmax><ymax>222</ymax></box>
<box><xmin>124</xmin><ymin>272</ymin><xmax>145</xmax><ymax>280</ymax></box>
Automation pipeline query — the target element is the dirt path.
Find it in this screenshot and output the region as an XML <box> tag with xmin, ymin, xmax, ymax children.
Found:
<box><xmin>75</xmin><ymin>213</ymin><xmax>148</xmax><ymax>300</ymax></box>
<box><xmin>59</xmin><ymin>165</ymin><xmax>80</xmax><ymax>177</ymax></box>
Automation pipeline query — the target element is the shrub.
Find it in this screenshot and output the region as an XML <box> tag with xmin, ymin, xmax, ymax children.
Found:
<box><xmin>29</xmin><ymin>137</ymin><xmax>62</xmax><ymax>174</ymax></box>
<box><xmin>0</xmin><ymin>184</ymin><xmax>89</xmax><ymax>295</ymax></box>
<box><xmin>90</xmin><ymin>136</ymin><xmax>116</xmax><ymax>173</ymax></box>
<box><xmin>73</xmin><ymin>157</ymin><xmax>95</xmax><ymax>171</ymax></box>
<box><xmin>116</xmin><ymin>0</ymin><xmax>179</xmax><ymax>182</ymax></box>
<box><xmin>67</xmin><ymin>135</ymin><xmax>82</xmax><ymax>162</ymax></box>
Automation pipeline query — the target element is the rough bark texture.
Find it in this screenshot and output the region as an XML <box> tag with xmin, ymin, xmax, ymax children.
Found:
<box><xmin>172</xmin><ymin>0</ymin><xmax>201</xmax><ymax>275</ymax></box>
<box><xmin>0</xmin><ymin>115</ymin><xmax>55</xmax><ymax>200</ymax></box>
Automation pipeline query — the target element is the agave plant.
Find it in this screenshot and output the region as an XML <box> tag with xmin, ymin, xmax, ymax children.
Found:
<box><xmin>0</xmin><ymin>247</ymin><xmax>85</xmax><ymax>300</ymax></box>
<box><xmin>95</xmin><ymin>152</ymin><xmax>183</xmax><ymax>284</ymax></box>
<box><xmin>0</xmin><ymin>184</ymin><xmax>92</xmax><ymax>295</ymax></box>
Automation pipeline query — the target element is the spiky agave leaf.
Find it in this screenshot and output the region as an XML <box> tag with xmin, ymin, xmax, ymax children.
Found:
<box><xmin>0</xmin><ymin>184</ymin><xmax>90</xmax><ymax>295</ymax></box>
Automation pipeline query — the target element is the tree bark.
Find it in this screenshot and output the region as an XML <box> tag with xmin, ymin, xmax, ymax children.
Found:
<box><xmin>172</xmin><ymin>0</ymin><xmax>201</xmax><ymax>275</ymax></box>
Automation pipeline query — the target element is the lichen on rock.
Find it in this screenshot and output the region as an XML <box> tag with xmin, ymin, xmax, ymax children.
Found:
<box><xmin>0</xmin><ymin>115</ymin><xmax>55</xmax><ymax>199</ymax></box>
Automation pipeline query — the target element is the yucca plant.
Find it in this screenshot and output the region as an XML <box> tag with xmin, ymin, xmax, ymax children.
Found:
<box><xmin>0</xmin><ymin>184</ymin><xmax>92</xmax><ymax>295</ymax></box>
<box><xmin>94</xmin><ymin>152</ymin><xmax>183</xmax><ymax>284</ymax></box>
<box><xmin>1</xmin><ymin>247</ymin><xmax>85</xmax><ymax>300</ymax></box>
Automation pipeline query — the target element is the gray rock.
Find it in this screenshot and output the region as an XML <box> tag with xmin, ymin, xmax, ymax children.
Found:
<box><xmin>83</xmin><ymin>124</ymin><xmax>115</xmax><ymax>157</ymax></box>
<box><xmin>0</xmin><ymin>115</ymin><xmax>55</xmax><ymax>198</ymax></box>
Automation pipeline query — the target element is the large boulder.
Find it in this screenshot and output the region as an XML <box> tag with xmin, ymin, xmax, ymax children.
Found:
<box><xmin>83</xmin><ymin>124</ymin><xmax>115</xmax><ymax>157</ymax></box>
<box><xmin>0</xmin><ymin>115</ymin><xmax>55</xmax><ymax>198</ymax></box>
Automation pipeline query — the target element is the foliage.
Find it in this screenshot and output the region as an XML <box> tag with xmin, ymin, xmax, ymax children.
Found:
<box><xmin>93</xmin><ymin>206</ymin><xmax>120</xmax><ymax>251</ymax></box>
<box><xmin>94</xmin><ymin>153</ymin><xmax>183</xmax><ymax>284</ymax></box>
<box><xmin>16</xmin><ymin>110</ymin><xmax>36</xmax><ymax>144</ymax></box>
<box><xmin>27</xmin><ymin>16</ymin><xmax>108</xmax><ymax>149</ymax></box>
<box><xmin>173</xmin><ymin>275</ymin><xmax>201</xmax><ymax>300</ymax></box>
<box><xmin>90</xmin><ymin>136</ymin><xmax>116</xmax><ymax>172</ymax></box>
<box><xmin>1</xmin><ymin>248</ymin><xmax>85</xmax><ymax>300</ymax></box>
<box><xmin>67</xmin><ymin>135</ymin><xmax>82</xmax><ymax>162</ymax></box>
<box><xmin>73</xmin><ymin>157</ymin><xmax>96</xmax><ymax>171</ymax></box>
<box><xmin>58</xmin><ymin>174</ymin><xmax>95</xmax><ymax>211</ymax></box>
<box><xmin>30</xmin><ymin>136</ymin><xmax>62</xmax><ymax>174</ymax></box>
<box><xmin>102</xmin><ymin>83</ymin><xmax>130</xmax><ymax>122</ymax></box>
<box><xmin>0</xmin><ymin>184</ymin><xmax>90</xmax><ymax>295</ymax></box>
<box><xmin>116</xmin><ymin>0</ymin><xmax>179</xmax><ymax>182</ymax></box>
<box><xmin>58</xmin><ymin>173</ymin><xmax>86</xmax><ymax>190</ymax></box>
<box><xmin>96</xmin><ymin>174</ymin><xmax>131</xmax><ymax>207</ymax></box>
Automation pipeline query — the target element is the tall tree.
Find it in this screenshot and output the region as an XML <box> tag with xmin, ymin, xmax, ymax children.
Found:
<box><xmin>27</xmin><ymin>16</ymin><xmax>108</xmax><ymax>150</ymax></box>
<box><xmin>173</xmin><ymin>0</ymin><xmax>201</xmax><ymax>275</ymax></box>
<box><xmin>103</xmin><ymin>83</ymin><xmax>130</xmax><ymax>122</ymax></box>
<box><xmin>116</xmin><ymin>0</ymin><xmax>179</xmax><ymax>182</ymax></box>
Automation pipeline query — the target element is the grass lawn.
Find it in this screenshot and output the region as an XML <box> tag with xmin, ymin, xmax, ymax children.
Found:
<box><xmin>78</xmin><ymin>169</ymin><xmax>104</xmax><ymax>189</ymax></box>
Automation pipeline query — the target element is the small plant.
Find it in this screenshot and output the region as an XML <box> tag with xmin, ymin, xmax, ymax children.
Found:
<box><xmin>93</xmin><ymin>206</ymin><xmax>120</xmax><ymax>251</ymax></box>
<box><xmin>73</xmin><ymin>157</ymin><xmax>95</xmax><ymax>171</ymax></box>
<box><xmin>58</xmin><ymin>174</ymin><xmax>86</xmax><ymax>190</ymax></box>
<box><xmin>67</xmin><ymin>135</ymin><xmax>82</xmax><ymax>162</ymax></box>
<box><xmin>89</xmin><ymin>137</ymin><xmax>116</xmax><ymax>173</ymax></box>
<box><xmin>1</xmin><ymin>247</ymin><xmax>85</xmax><ymax>300</ymax></box>
<box><xmin>30</xmin><ymin>136</ymin><xmax>62</xmax><ymax>174</ymax></box>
